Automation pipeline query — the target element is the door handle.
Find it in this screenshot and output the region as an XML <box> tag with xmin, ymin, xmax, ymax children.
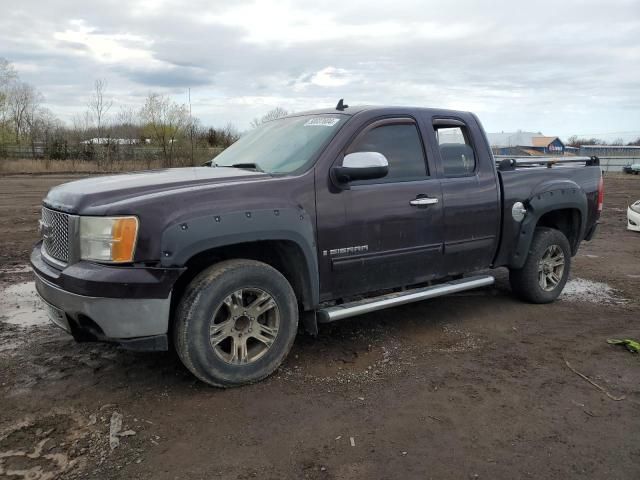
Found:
<box><xmin>410</xmin><ymin>197</ymin><xmax>439</xmax><ymax>206</ymax></box>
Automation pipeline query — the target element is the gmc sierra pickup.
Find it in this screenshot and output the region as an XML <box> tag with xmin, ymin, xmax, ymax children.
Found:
<box><xmin>31</xmin><ymin>104</ymin><xmax>603</xmax><ymax>387</ymax></box>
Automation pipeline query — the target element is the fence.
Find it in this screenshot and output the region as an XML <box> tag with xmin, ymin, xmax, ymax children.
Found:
<box><xmin>0</xmin><ymin>142</ymin><xmax>223</xmax><ymax>162</ymax></box>
<box><xmin>598</xmin><ymin>157</ymin><xmax>640</xmax><ymax>173</ymax></box>
<box><xmin>0</xmin><ymin>143</ymin><xmax>225</xmax><ymax>173</ymax></box>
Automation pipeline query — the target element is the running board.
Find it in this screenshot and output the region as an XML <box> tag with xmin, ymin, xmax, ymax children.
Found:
<box><xmin>317</xmin><ymin>275</ymin><xmax>495</xmax><ymax>323</ymax></box>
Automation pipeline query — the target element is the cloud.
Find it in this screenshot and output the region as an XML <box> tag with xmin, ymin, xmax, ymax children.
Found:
<box><xmin>120</xmin><ymin>66</ymin><xmax>212</xmax><ymax>88</ymax></box>
<box><xmin>53</xmin><ymin>20</ymin><xmax>156</xmax><ymax>65</ymax></box>
<box><xmin>0</xmin><ymin>0</ymin><xmax>638</xmax><ymax>138</ymax></box>
<box><xmin>290</xmin><ymin>67</ymin><xmax>359</xmax><ymax>92</ymax></box>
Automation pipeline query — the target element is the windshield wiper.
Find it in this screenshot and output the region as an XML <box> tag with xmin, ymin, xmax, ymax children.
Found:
<box><xmin>228</xmin><ymin>162</ymin><xmax>265</xmax><ymax>173</ymax></box>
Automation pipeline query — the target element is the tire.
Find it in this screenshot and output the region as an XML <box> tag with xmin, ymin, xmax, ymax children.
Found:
<box><xmin>509</xmin><ymin>227</ymin><xmax>571</xmax><ymax>304</ymax></box>
<box><xmin>173</xmin><ymin>259</ymin><xmax>298</xmax><ymax>387</ymax></box>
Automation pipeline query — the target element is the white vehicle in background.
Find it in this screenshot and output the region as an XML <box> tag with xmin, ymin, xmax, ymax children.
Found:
<box><xmin>628</xmin><ymin>201</ymin><xmax>640</xmax><ymax>231</ymax></box>
<box><xmin>623</xmin><ymin>163</ymin><xmax>640</xmax><ymax>174</ymax></box>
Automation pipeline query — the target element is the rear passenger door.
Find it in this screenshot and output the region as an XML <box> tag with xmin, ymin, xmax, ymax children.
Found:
<box><xmin>430</xmin><ymin>118</ymin><xmax>501</xmax><ymax>275</ymax></box>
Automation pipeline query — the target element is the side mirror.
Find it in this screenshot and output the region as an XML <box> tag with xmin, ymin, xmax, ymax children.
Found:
<box><xmin>332</xmin><ymin>152</ymin><xmax>389</xmax><ymax>185</ymax></box>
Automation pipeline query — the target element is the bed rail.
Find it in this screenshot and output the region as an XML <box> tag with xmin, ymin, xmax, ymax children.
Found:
<box><xmin>495</xmin><ymin>156</ymin><xmax>599</xmax><ymax>171</ymax></box>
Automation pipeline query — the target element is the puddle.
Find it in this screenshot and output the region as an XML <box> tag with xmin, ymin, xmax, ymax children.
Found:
<box><xmin>0</xmin><ymin>410</ymin><xmax>98</xmax><ymax>479</ymax></box>
<box><xmin>561</xmin><ymin>278</ymin><xmax>624</xmax><ymax>304</ymax></box>
<box><xmin>0</xmin><ymin>282</ymin><xmax>49</xmax><ymax>327</ymax></box>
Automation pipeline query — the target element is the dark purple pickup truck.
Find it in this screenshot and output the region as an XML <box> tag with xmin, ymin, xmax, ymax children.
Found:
<box><xmin>31</xmin><ymin>104</ymin><xmax>604</xmax><ymax>387</ymax></box>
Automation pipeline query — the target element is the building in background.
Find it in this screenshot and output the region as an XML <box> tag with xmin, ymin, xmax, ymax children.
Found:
<box><xmin>487</xmin><ymin>131</ymin><xmax>565</xmax><ymax>156</ymax></box>
<box><xmin>80</xmin><ymin>138</ymin><xmax>149</xmax><ymax>145</ymax></box>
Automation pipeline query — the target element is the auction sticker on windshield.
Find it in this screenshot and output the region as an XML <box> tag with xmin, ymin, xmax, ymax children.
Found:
<box><xmin>304</xmin><ymin>118</ymin><xmax>341</xmax><ymax>127</ymax></box>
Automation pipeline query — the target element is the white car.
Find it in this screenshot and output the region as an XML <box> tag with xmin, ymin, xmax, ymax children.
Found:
<box><xmin>623</xmin><ymin>163</ymin><xmax>640</xmax><ymax>174</ymax></box>
<box><xmin>628</xmin><ymin>200</ymin><xmax>640</xmax><ymax>231</ymax></box>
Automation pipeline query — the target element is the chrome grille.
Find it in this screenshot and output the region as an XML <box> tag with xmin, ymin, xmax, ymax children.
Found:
<box><xmin>41</xmin><ymin>207</ymin><xmax>70</xmax><ymax>263</ymax></box>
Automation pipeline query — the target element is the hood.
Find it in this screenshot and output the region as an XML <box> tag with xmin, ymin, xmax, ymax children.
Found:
<box><xmin>44</xmin><ymin>167</ymin><xmax>267</xmax><ymax>214</ymax></box>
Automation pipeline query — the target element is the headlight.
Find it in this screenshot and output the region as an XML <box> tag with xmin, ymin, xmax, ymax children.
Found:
<box><xmin>630</xmin><ymin>201</ymin><xmax>640</xmax><ymax>215</ymax></box>
<box><xmin>80</xmin><ymin>216</ymin><xmax>139</xmax><ymax>263</ymax></box>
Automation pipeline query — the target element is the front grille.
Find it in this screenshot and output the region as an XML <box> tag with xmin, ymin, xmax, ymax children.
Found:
<box><xmin>41</xmin><ymin>207</ymin><xmax>70</xmax><ymax>263</ymax></box>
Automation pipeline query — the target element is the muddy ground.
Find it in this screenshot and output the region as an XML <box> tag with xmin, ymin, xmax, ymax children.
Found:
<box><xmin>0</xmin><ymin>173</ymin><xmax>639</xmax><ymax>479</ymax></box>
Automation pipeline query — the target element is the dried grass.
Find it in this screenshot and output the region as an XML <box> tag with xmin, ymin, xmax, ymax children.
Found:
<box><xmin>0</xmin><ymin>158</ymin><xmax>192</xmax><ymax>174</ymax></box>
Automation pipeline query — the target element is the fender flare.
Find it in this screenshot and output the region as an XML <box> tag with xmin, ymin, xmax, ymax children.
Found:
<box><xmin>509</xmin><ymin>179</ymin><xmax>587</xmax><ymax>269</ymax></box>
<box><xmin>159</xmin><ymin>207</ymin><xmax>319</xmax><ymax>306</ymax></box>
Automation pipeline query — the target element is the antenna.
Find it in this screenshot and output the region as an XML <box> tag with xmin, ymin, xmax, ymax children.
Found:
<box><xmin>336</xmin><ymin>98</ymin><xmax>349</xmax><ymax>111</ymax></box>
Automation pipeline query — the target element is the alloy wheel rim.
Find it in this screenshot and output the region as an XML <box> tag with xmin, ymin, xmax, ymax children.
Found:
<box><xmin>209</xmin><ymin>288</ymin><xmax>280</xmax><ymax>365</ymax></box>
<box><xmin>538</xmin><ymin>245</ymin><xmax>565</xmax><ymax>291</ymax></box>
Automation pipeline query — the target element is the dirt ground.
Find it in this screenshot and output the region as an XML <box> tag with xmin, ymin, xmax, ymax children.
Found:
<box><xmin>0</xmin><ymin>173</ymin><xmax>639</xmax><ymax>480</ymax></box>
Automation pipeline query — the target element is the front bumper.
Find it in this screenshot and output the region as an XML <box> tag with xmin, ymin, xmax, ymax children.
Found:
<box><xmin>628</xmin><ymin>207</ymin><xmax>640</xmax><ymax>232</ymax></box>
<box><xmin>31</xmin><ymin>243</ymin><xmax>183</xmax><ymax>350</ymax></box>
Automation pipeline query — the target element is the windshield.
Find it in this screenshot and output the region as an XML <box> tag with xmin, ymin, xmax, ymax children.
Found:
<box><xmin>212</xmin><ymin>114</ymin><xmax>346</xmax><ymax>174</ymax></box>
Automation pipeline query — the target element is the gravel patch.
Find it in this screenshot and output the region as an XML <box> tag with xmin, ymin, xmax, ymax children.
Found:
<box><xmin>561</xmin><ymin>278</ymin><xmax>625</xmax><ymax>304</ymax></box>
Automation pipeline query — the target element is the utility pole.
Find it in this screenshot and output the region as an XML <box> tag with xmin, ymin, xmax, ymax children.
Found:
<box><xmin>188</xmin><ymin>87</ymin><xmax>194</xmax><ymax>165</ymax></box>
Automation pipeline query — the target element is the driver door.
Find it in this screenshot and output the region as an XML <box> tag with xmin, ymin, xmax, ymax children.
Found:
<box><xmin>316</xmin><ymin>117</ymin><xmax>445</xmax><ymax>299</ymax></box>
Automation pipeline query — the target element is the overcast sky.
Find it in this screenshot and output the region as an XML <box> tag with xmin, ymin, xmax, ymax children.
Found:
<box><xmin>1</xmin><ymin>0</ymin><xmax>639</xmax><ymax>139</ymax></box>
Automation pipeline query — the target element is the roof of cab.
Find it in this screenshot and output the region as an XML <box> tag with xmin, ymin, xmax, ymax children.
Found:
<box><xmin>291</xmin><ymin>105</ymin><xmax>473</xmax><ymax>118</ymax></box>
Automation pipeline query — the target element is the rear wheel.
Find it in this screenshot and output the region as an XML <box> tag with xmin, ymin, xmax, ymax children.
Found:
<box><xmin>509</xmin><ymin>227</ymin><xmax>571</xmax><ymax>304</ymax></box>
<box><xmin>174</xmin><ymin>259</ymin><xmax>298</xmax><ymax>387</ymax></box>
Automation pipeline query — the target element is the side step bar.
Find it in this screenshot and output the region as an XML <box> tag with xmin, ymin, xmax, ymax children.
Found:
<box><xmin>317</xmin><ymin>275</ymin><xmax>495</xmax><ymax>323</ymax></box>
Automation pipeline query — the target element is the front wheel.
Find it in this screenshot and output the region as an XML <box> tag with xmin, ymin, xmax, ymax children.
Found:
<box><xmin>509</xmin><ymin>227</ymin><xmax>571</xmax><ymax>304</ymax></box>
<box><xmin>174</xmin><ymin>259</ymin><xmax>298</xmax><ymax>387</ymax></box>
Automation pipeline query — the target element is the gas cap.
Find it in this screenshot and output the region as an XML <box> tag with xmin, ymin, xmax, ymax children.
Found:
<box><xmin>512</xmin><ymin>202</ymin><xmax>527</xmax><ymax>222</ymax></box>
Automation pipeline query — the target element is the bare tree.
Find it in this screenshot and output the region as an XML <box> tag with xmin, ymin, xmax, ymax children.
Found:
<box><xmin>222</xmin><ymin>122</ymin><xmax>240</xmax><ymax>147</ymax></box>
<box><xmin>7</xmin><ymin>81</ymin><xmax>41</xmax><ymax>144</ymax></box>
<box><xmin>72</xmin><ymin>111</ymin><xmax>92</xmax><ymax>139</ymax></box>
<box><xmin>26</xmin><ymin>107</ymin><xmax>60</xmax><ymax>166</ymax></box>
<box><xmin>139</xmin><ymin>93</ymin><xmax>190</xmax><ymax>167</ymax></box>
<box><xmin>113</xmin><ymin>105</ymin><xmax>140</xmax><ymax>141</ymax></box>
<box><xmin>110</xmin><ymin>105</ymin><xmax>142</xmax><ymax>167</ymax></box>
<box><xmin>0</xmin><ymin>58</ymin><xmax>18</xmax><ymax>143</ymax></box>
<box><xmin>87</xmin><ymin>79</ymin><xmax>113</xmax><ymax>139</ymax></box>
<box><xmin>187</xmin><ymin>117</ymin><xmax>203</xmax><ymax>165</ymax></box>
<box><xmin>24</xmin><ymin>103</ymin><xmax>44</xmax><ymax>157</ymax></box>
<box><xmin>114</xmin><ymin>105</ymin><xmax>137</xmax><ymax>127</ymax></box>
<box><xmin>250</xmin><ymin>107</ymin><xmax>288</xmax><ymax>128</ymax></box>
<box><xmin>0</xmin><ymin>58</ymin><xmax>17</xmax><ymax>116</ymax></box>
<box><xmin>0</xmin><ymin>57</ymin><xmax>17</xmax><ymax>87</ymax></box>
<box><xmin>566</xmin><ymin>135</ymin><xmax>604</xmax><ymax>148</ymax></box>
<box><xmin>70</xmin><ymin>111</ymin><xmax>93</xmax><ymax>168</ymax></box>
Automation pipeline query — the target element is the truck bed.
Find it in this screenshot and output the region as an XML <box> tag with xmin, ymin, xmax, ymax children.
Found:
<box><xmin>493</xmin><ymin>157</ymin><xmax>602</xmax><ymax>268</ymax></box>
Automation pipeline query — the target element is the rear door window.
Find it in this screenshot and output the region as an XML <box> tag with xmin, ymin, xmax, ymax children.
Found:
<box><xmin>434</xmin><ymin>125</ymin><xmax>476</xmax><ymax>176</ymax></box>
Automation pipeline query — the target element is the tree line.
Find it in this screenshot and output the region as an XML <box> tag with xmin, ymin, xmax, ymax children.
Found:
<box><xmin>0</xmin><ymin>58</ymin><xmax>245</xmax><ymax>168</ymax></box>
<box><xmin>566</xmin><ymin>136</ymin><xmax>640</xmax><ymax>148</ymax></box>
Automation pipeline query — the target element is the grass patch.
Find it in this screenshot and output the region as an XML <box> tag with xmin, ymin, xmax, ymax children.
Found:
<box><xmin>0</xmin><ymin>158</ymin><xmax>204</xmax><ymax>174</ymax></box>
